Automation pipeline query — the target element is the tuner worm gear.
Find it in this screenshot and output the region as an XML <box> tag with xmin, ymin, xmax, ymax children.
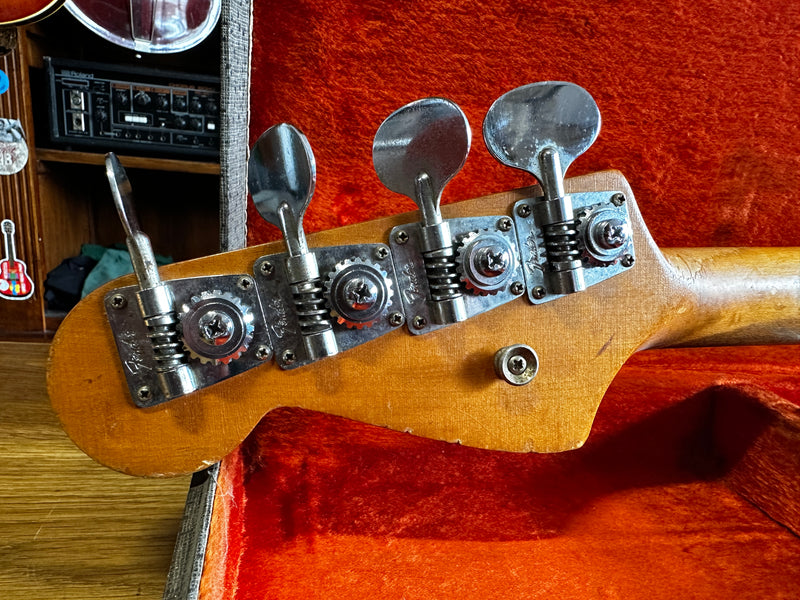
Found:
<box><xmin>324</xmin><ymin>258</ymin><xmax>393</xmax><ymax>329</ymax></box>
<box><xmin>179</xmin><ymin>290</ymin><xmax>255</xmax><ymax>364</ymax></box>
<box><xmin>456</xmin><ymin>230</ymin><xmax>516</xmax><ymax>295</ymax></box>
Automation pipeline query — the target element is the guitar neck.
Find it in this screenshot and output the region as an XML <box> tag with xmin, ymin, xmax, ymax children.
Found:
<box><xmin>2</xmin><ymin>228</ymin><xmax>16</xmax><ymax>266</ymax></box>
<box><xmin>647</xmin><ymin>247</ymin><xmax>800</xmax><ymax>349</ymax></box>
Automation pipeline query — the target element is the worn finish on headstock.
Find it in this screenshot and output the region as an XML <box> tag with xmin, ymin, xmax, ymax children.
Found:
<box><xmin>47</xmin><ymin>171</ymin><xmax>800</xmax><ymax>476</ymax></box>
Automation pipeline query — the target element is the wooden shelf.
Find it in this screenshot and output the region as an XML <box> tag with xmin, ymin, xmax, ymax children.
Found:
<box><xmin>35</xmin><ymin>149</ymin><xmax>220</xmax><ymax>175</ymax></box>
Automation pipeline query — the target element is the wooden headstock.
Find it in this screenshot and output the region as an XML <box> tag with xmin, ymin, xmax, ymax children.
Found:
<box><xmin>46</xmin><ymin>170</ymin><xmax>800</xmax><ymax>476</ymax></box>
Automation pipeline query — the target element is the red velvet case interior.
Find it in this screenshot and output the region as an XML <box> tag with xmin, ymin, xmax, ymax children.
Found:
<box><xmin>200</xmin><ymin>1</ymin><xmax>800</xmax><ymax>597</ymax></box>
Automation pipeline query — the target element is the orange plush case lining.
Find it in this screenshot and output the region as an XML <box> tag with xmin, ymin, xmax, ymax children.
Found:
<box><xmin>201</xmin><ymin>1</ymin><xmax>800</xmax><ymax>597</ymax></box>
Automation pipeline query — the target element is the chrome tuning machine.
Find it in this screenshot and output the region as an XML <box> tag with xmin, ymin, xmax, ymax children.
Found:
<box><xmin>249</xmin><ymin>124</ymin><xmax>401</xmax><ymax>370</ymax></box>
<box><xmin>484</xmin><ymin>81</ymin><xmax>635</xmax><ymax>304</ymax></box>
<box><xmin>104</xmin><ymin>154</ymin><xmax>272</xmax><ymax>407</ymax></box>
<box><xmin>375</xmin><ymin>98</ymin><xmax>525</xmax><ymax>335</ymax></box>
<box><xmin>248</xmin><ymin>123</ymin><xmax>339</xmax><ymax>363</ymax></box>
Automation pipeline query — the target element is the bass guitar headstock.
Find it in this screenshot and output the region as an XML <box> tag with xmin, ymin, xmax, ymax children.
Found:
<box><xmin>47</xmin><ymin>82</ymin><xmax>799</xmax><ymax>477</ymax></box>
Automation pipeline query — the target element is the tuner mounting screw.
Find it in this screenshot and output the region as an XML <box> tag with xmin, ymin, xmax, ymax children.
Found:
<box><xmin>137</xmin><ymin>386</ymin><xmax>152</xmax><ymax>401</ymax></box>
<box><xmin>394</xmin><ymin>230</ymin><xmax>409</xmax><ymax>245</ymax></box>
<box><xmin>494</xmin><ymin>344</ymin><xmax>539</xmax><ymax>386</ymax></box>
<box><xmin>516</xmin><ymin>203</ymin><xmax>532</xmax><ymax>218</ymax></box>
<box><xmin>255</xmin><ymin>345</ymin><xmax>273</xmax><ymax>361</ymax></box>
<box><xmin>281</xmin><ymin>349</ymin><xmax>297</xmax><ymax>366</ymax></box>
<box><xmin>237</xmin><ymin>276</ymin><xmax>254</xmax><ymax>290</ymax></box>
<box><xmin>374</xmin><ymin>246</ymin><xmax>389</xmax><ymax>260</ymax></box>
<box><xmin>412</xmin><ymin>315</ymin><xmax>427</xmax><ymax>329</ymax></box>
<box><xmin>497</xmin><ymin>217</ymin><xmax>513</xmax><ymax>232</ymax></box>
<box><xmin>621</xmin><ymin>254</ymin><xmax>635</xmax><ymax>268</ymax></box>
<box><xmin>611</xmin><ymin>193</ymin><xmax>626</xmax><ymax>207</ymax></box>
<box><xmin>532</xmin><ymin>286</ymin><xmax>546</xmax><ymax>299</ymax></box>
<box><xmin>510</xmin><ymin>281</ymin><xmax>525</xmax><ymax>296</ymax></box>
<box><xmin>259</xmin><ymin>261</ymin><xmax>275</xmax><ymax>277</ymax></box>
<box><xmin>388</xmin><ymin>312</ymin><xmax>405</xmax><ymax>327</ymax></box>
<box><xmin>110</xmin><ymin>294</ymin><xmax>127</xmax><ymax>309</ymax></box>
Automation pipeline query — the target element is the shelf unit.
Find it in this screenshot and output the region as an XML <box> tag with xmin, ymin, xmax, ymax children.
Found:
<box><xmin>0</xmin><ymin>12</ymin><xmax>222</xmax><ymax>338</ymax></box>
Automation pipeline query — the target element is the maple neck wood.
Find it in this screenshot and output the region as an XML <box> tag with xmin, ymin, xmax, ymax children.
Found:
<box><xmin>46</xmin><ymin>171</ymin><xmax>800</xmax><ymax>477</ymax></box>
<box><xmin>651</xmin><ymin>247</ymin><xmax>800</xmax><ymax>349</ymax></box>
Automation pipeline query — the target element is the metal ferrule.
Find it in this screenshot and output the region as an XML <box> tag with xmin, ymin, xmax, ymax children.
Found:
<box><xmin>157</xmin><ymin>365</ymin><xmax>200</xmax><ymax>400</ymax></box>
<box><xmin>534</xmin><ymin>195</ymin><xmax>574</xmax><ymax>225</ymax></box>
<box><xmin>284</xmin><ymin>252</ymin><xmax>320</xmax><ymax>285</ymax></box>
<box><xmin>419</xmin><ymin>221</ymin><xmax>453</xmax><ymax>253</ymax></box>
<box><xmin>136</xmin><ymin>283</ymin><xmax>174</xmax><ymax>318</ymax></box>
<box><xmin>429</xmin><ymin>295</ymin><xmax>467</xmax><ymax>324</ymax></box>
<box><xmin>303</xmin><ymin>328</ymin><xmax>339</xmax><ymax>360</ymax></box>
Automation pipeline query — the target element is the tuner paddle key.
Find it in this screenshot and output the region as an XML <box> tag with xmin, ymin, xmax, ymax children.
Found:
<box><xmin>105</xmin><ymin>153</ymin><xmax>198</xmax><ymax>400</ymax></box>
<box><xmin>248</xmin><ymin>124</ymin><xmax>338</xmax><ymax>361</ymax></box>
<box><xmin>373</xmin><ymin>97</ymin><xmax>470</xmax><ymax>325</ymax></box>
<box><xmin>483</xmin><ymin>82</ymin><xmax>601</xmax><ymax>295</ymax></box>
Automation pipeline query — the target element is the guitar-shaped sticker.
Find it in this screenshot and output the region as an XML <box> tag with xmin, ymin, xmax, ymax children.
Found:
<box><xmin>1</xmin><ymin>218</ymin><xmax>34</xmax><ymax>301</ymax></box>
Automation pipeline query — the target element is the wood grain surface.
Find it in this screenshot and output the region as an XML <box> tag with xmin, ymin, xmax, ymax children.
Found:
<box><xmin>47</xmin><ymin>171</ymin><xmax>800</xmax><ymax>477</ymax></box>
<box><xmin>0</xmin><ymin>341</ymin><xmax>190</xmax><ymax>599</ymax></box>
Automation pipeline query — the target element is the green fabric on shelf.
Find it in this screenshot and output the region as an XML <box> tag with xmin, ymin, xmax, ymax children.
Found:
<box><xmin>80</xmin><ymin>244</ymin><xmax>172</xmax><ymax>298</ymax></box>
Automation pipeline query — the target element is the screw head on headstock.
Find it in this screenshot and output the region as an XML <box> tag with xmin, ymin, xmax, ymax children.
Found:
<box><xmin>482</xmin><ymin>82</ymin><xmax>601</xmax><ymax>185</ymax></box>
<box><xmin>372</xmin><ymin>97</ymin><xmax>471</xmax><ymax>225</ymax></box>
<box><xmin>248</xmin><ymin>123</ymin><xmax>316</xmax><ymax>256</ymax></box>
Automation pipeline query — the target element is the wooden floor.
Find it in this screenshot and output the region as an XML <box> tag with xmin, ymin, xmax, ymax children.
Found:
<box><xmin>0</xmin><ymin>341</ymin><xmax>192</xmax><ymax>599</ymax></box>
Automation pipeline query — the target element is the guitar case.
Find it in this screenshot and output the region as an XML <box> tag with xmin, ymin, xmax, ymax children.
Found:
<box><xmin>186</xmin><ymin>1</ymin><xmax>800</xmax><ymax>598</ymax></box>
